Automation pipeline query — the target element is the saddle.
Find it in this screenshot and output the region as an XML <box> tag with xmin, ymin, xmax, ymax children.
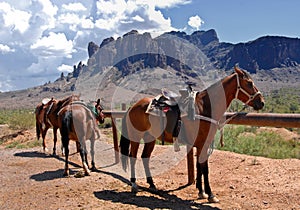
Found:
<box><xmin>145</xmin><ymin>88</ymin><xmax>180</xmax><ymax>138</ymax></box>
<box><xmin>147</xmin><ymin>86</ymin><xmax>198</xmax><ymax>139</ymax></box>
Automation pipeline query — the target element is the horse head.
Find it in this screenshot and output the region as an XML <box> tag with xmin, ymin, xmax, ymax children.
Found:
<box><xmin>234</xmin><ymin>66</ymin><xmax>264</xmax><ymax>110</ymax></box>
<box><xmin>95</xmin><ymin>99</ymin><xmax>105</xmax><ymax>124</ymax></box>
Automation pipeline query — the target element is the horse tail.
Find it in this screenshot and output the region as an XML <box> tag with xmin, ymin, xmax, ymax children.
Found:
<box><xmin>120</xmin><ymin>112</ymin><xmax>130</xmax><ymax>172</ymax></box>
<box><xmin>61</xmin><ymin>110</ymin><xmax>72</xmax><ymax>148</ymax></box>
<box><xmin>35</xmin><ymin>105</ymin><xmax>43</xmax><ymax>140</ymax></box>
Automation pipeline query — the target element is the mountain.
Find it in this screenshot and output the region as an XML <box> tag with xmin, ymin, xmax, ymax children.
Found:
<box><xmin>0</xmin><ymin>29</ymin><xmax>299</xmax><ymax>109</ymax></box>
<box><xmin>86</xmin><ymin>28</ymin><xmax>300</xmax><ymax>75</ymax></box>
<box><xmin>161</xmin><ymin>29</ymin><xmax>300</xmax><ymax>73</ymax></box>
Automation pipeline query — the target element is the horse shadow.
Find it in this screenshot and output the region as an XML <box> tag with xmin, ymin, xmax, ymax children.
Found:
<box><xmin>14</xmin><ymin>151</ymin><xmax>51</xmax><ymax>158</ymax></box>
<box><xmin>94</xmin><ymin>190</ymin><xmax>220</xmax><ymax>210</ymax></box>
<box><xmin>94</xmin><ymin>169</ymin><xmax>220</xmax><ymax>210</ymax></box>
<box><xmin>14</xmin><ymin>150</ymin><xmax>82</xmax><ymax>181</ymax></box>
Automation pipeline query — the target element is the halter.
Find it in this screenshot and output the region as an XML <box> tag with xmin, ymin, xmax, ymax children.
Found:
<box><xmin>234</xmin><ymin>73</ymin><xmax>262</xmax><ymax>105</ymax></box>
<box><xmin>194</xmin><ymin>72</ymin><xmax>262</xmax><ymax>149</ymax></box>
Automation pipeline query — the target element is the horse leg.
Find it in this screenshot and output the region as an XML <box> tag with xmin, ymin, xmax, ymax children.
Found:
<box><xmin>52</xmin><ymin>127</ymin><xmax>58</xmax><ymax>156</ymax></box>
<box><xmin>90</xmin><ymin>139</ymin><xmax>96</xmax><ymax>171</ymax></box>
<box><xmin>41</xmin><ymin>127</ymin><xmax>48</xmax><ymax>152</ymax></box>
<box><xmin>196</xmin><ymin>162</ymin><xmax>208</xmax><ymax>199</ymax></box>
<box><xmin>62</xmin><ymin>140</ymin><xmax>69</xmax><ymax>176</ymax></box>
<box><xmin>141</xmin><ymin>135</ymin><xmax>156</xmax><ymax>190</ymax></box>
<box><xmin>199</xmin><ymin>161</ymin><xmax>219</xmax><ymax>203</ymax></box>
<box><xmin>79</xmin><ymin>141</ymin><xmax>90</xmax><ymax>176</ymax></box>
<box><xmin>76</xmin><ymin>141</ymin><xmax>80</xmax><ymax>153</ymax></box>
<box><xmin>129</xmin><ymin>141</ymin><xmax>140</xmax><ymax>193</ymax></box>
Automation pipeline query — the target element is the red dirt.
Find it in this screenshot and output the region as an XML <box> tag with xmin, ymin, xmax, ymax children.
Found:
<box><xmin>0</xmin><ymin>128</ymin><xmax>299</xmax><ymax>210</ymax></box>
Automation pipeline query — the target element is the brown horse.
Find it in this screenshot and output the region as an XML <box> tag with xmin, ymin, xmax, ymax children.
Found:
<box><xmin>35</xmin><ymin>95</ymin><xmax>80</xmax><ymax>155</ymax></box>
<box><xmin>58</xmin><ymin>99</ymin><xmax>105</xmax><ymax>176</ymax></box>
<box><xmin>119</xmin><ymin>66</ymin><xmax>264</xmax><ymax>202</ymax></box>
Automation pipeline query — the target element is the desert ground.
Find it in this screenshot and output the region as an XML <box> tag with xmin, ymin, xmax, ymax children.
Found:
<box><xmin>0</xmin><ymin>127</ymin><xmax>299</xmax><ymax>210</ymax></box>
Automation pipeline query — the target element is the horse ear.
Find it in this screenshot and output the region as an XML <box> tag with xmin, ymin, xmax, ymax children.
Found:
<box><xmin>234</xmin><ymin>65</ymin><xmax>243</xmax><ymax>75</ymax></box>
<box><xmin>96</xmin><ymin>99</ymin><xmax>100</xmax><ymax>106</ymax></box>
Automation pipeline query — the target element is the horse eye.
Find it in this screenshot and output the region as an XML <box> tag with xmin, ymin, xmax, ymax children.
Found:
<box><xmin>247</xmin><ymin>81</ymin><xmax>253</xmax><ymax>88</ymax></box>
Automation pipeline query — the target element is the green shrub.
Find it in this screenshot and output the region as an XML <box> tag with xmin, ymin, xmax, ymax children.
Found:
<box><xmin>0</xmin><ymin>109</ymin><xmax>35</xmax><ymax>130</ymax></box>
<box><xmin>216</xmin><ymin>125</ymin><xmax>300</xmax><ymax>159</ymax></box>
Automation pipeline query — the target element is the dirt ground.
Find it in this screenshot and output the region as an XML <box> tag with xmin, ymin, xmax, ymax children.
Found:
<box><xmin>0</xmin><ymin>128</ymin><xmax>299</xmax><ymax>210</ymax></box>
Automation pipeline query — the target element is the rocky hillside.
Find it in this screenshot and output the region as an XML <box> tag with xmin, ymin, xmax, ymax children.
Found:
<box><xmin>87</xmin><ymin>29</ymin><xmax>300</xmax><ymax>72</ymax></box>
<box><xmin>0</xmin><ymin>29</ymin><xmax>299</xmax><ymax>109</ymax></box>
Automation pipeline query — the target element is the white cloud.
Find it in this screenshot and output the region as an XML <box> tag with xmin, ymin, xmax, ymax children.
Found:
<box><xmin>58</xmin><ymin>64</ymin><xmax>73</xmax><ymax>72</ymax></box>
<box><xmin>0</xmin><ymin>2</ymin><xmax>31</xmax><ymax>34</ymax></box>
<box><xmin>58</xmin><ymin>13</ymin><xmax>81</xmax><ymax>25</ymax></box>
<box><xmin>0</xmin><ymin>0</ymin><xmax>193</xmax><ymax>91</ymax></box>
<box><xmin>132</xmin><ymin>15</ymin><xmax>145</xmax><ymax>22</ymax></box>
<box><xmin>141</xmin><ymin>0</ymin><xmax>191</xmax><ymax>9</ymax></box>
<box><xmin>0</xmin><ymin>75</ymin><xmax>13</xmax><ymax>92</ymax></box>
<box><xmin>0</xmin><ymin>44</ymin><xmax>15</xmax><ymax>53</ymax></box>
<box><xmin>188</xmin><ymin>15</ymin><xmax>204</xmax><ymax>30</ymax></box>
<box><xmin>30</xmin><ymin>32</ymin><xmax>73</xmax><ymax>58</ymax></box>
<box><xmin>62</xmin><ymin>3</ymin><xmax>87</xmax><ymax>12</ymax></box>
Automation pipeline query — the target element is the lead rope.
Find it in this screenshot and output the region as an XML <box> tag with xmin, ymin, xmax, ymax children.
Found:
<box><xmin>218</xmin><ymin>104</ymin><xmax>248</xmax><ymax>146</ymax></box>
<box><xmin>208</xmin><ymin>104</ymin><xmax>247</xmax><ymax>156</ymax></box>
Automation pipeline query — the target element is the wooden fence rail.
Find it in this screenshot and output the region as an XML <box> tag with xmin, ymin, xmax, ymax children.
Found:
<box><xmin>103</xmin><ymin>110</ymin><xmax>300</xmax><ymax>184</ymax></box>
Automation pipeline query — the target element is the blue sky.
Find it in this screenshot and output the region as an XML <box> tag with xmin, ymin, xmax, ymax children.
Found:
<box><xmin>0</xmin><ymin>0</ymin><xmax>299</xmax><ymax>92</ymax></box>
<box><xmin>162</xmin><ymin>0</ymin><xmax>300</xmax><ymax>43</ymax></box>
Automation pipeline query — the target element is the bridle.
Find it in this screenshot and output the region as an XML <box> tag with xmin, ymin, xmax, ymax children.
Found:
<box><xmin>234</xmin><ymin>72</ymin><xmax>262</xmax><ymax>105</ymax></box>
<box><xmin>95</xmin><ymin>104</ymin><xmax>105</xmax><ymax>123</ymax></box>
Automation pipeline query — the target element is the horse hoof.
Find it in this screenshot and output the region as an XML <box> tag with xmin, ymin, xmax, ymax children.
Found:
<box><xmin>84</xmin><ymin>170</ymin><xmax>91</xmax><ymax>176</ymax></box>
<box><xmin>149</xmin><ymin>186</ymin><xmax>157</xmax><ymax>192</ymax></box>
<box><xmin>131</xmin><ymin>183</ymin><xmax>138</xmax><ymax>194</ymax></box>
<box><xmin>198</xmin><ymin>192</ymin><xmax>208</xmax><ymax>199</ymax></box>
<box><xmin>90</xmin><ymin>166</ymin><xmax>97</xmax><ymax>172</ymax></box>
<box><xmin>208</xmin><ymin>196</ymin><xmax>220</xmax><ymax>203</ymax></box>
<box><xmin>75</xmin><ymin>171</ymin><xmax>86</xmax><ymax>178</ymax></box>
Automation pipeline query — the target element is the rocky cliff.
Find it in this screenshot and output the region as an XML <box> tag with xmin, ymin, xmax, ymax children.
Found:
<box><xmin>87</xmin><ymin>29</ymin><xmax>300</xmax><ymax>76</ymax></box>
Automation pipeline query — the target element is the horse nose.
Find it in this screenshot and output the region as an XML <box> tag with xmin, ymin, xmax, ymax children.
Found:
<box><xmin>255</xmin><ymin>100</ymin><xmax>264</xmax><ymax>110</ymax></box>
<box><xmin>253</xmin><ymin>99</ymin><xmax>264</xmax><ymax>110</ymax></box>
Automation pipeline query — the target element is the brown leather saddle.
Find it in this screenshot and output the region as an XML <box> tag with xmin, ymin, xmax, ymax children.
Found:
<box><xmin>150</xmin><ymin>88</ymin><xmax>181</xmax><ymax>138</ymax></box>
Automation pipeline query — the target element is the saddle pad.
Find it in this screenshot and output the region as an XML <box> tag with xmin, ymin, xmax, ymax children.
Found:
<box><xmin>42</xmin><ymin>98</ymin><xmax>51</xmax><ymax>105</ymax></box>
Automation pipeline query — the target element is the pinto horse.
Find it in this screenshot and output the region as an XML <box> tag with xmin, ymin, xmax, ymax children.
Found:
<box><xmin>119</xmin><ymin>66</ymin><xmax>264</xmax><ymax>202</ymax></box>
<box><xmin>35</xmin><ymin>95</ymin><xmax>80</xmax><ymax>155</ymax></box>
<box><xmin>58</xmin><ymin>99</ymin><xmax>105</xmax><ymax>176</ymax></box>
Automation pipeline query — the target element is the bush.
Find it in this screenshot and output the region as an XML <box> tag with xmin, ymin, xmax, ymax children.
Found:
<box><xmin>0</xmin><ymin>109</ymin><xmax>35</xmax><ymax>130</ymax></box>
<box><xmin>216</xmin><ymin>125</ymin><xmax>300</xmax><ymax>159</ymax></box>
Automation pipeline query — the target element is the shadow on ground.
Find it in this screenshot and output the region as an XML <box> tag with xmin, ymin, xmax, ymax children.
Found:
<box><xmin>94</xmin><ymin>190</ymin><xmax>219</xmax><ymax>210</ymax></box>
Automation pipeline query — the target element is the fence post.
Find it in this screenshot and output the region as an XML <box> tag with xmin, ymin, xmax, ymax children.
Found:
<box><xmin>111</xmin><ymin>104</ymin><xmax>127</xmax><ymax>163</ymax></box>
<box><xmin>111</xmin><ymin>116</ymin><xmax>119</xmax><ymax>163</ymax></box>
<box><xmin>187</xmin><ymin>145</ymin><xmax>194</xmax><ymax>184</ymax></box>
